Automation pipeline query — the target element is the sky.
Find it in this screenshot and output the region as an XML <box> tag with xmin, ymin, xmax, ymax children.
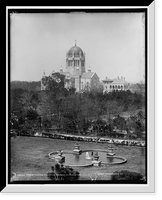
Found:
<box><xmin>10</xmin><ymin>11</ymin><xmax>145</xmax><ymax>83</ymax></box>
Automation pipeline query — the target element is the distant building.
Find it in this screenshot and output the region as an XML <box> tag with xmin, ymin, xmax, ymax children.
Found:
<box><xmin>41</xmin><ymin>41</ymin><xmax>100</xmax><ymax>92</ymax></box>
<box><xmin>102</xmin><ymin>76</ymin><xmax>129</xmax><ymax>93</ymax></box>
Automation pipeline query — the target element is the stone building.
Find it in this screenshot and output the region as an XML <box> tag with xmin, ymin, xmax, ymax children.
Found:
<box><xmin>102</xmin><ymin>76</ymin><xmax>129</xmax><ymax>93</ymax></box>
<box><xmin>41</xmin><ymin>42</ymin><xmax>100</xmax><ymax>92</ymax></box>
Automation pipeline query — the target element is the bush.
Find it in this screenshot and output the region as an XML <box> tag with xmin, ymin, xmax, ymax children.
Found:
<box><xmin>47</xmin><ymin>163</ymin><xmax>80</xmax><ymax>181</ymax></box>
<box><xmin>111</xmin><ymin>170</ymin><xmax>144</xmax><ymax>181</ymax></box>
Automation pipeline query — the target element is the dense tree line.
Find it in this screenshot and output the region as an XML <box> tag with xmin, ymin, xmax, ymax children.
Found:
<box><xmin>10</xmin><ymin>73</ymin><xmax>145</xmax><ymax>139</ymax></box>
<box><xmin>11</xmin><ymin>81</ymin><xmax>41</xmax><ymax>91</ymax></box>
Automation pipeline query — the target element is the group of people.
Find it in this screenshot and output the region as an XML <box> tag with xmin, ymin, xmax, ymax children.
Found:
<box><xmin>12</xmin><ymin>129</ymin><xmax>145</xmax><ymax>147</ymax></box>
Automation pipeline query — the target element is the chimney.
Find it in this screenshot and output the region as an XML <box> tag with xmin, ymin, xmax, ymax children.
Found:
<box><xmin>88</xmin><ymin>66</ymin><xmax>91</xmax><ymax>72</ymax></box>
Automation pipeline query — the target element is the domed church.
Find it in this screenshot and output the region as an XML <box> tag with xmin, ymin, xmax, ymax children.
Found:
<box><xmin>66</xmin><ymin>42</ymin><xmax>85</xmax><ymax>76</ymax></box>
<box><xmin>41</xmin><ymin>41</ymin><xmax>100</xmax><ymax>92</ymax></box>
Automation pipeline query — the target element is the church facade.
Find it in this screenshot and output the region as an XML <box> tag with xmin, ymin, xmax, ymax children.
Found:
<box><xmin>41</xmin><ymin>42</ymin><xmax>100</xmax><ymax>92</ymax></box>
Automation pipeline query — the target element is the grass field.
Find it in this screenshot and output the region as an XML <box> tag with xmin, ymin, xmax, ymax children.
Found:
<box><xmin>11</xmin><ymin>136</ymin><xmax>146</xmax><ymax>181</ymax></box>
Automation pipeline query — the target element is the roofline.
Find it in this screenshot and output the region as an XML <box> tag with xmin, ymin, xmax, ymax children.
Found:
<box><xmin>102</xmin><ymin>79</ymin><xmax>113</xmax><ymax>82</ymax></box>
<box><xmin>81</xmin><ymin>72</ymin><xmax>95</xmax><ymax>79</ymax></box>
<box><xmin>91</xmin><ymin>72</ymin><xmax>95</xmax><ymax>78</ymax></box>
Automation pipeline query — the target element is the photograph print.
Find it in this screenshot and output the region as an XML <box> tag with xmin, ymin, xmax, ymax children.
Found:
<box><xmin>9</xmin><ymin>7</ymin><xmax>148</xmax><ymax>186</ymax></box>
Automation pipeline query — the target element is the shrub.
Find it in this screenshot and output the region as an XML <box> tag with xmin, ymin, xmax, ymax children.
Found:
<box><xmin>111</xmin><ymin>170</ymin><xmax>144</xmax><ymax>181</ymax></box>
<box><xmin>47</xmin><ymin>163</ymin><xmax>79</xmax><ymax>181</ymax></box>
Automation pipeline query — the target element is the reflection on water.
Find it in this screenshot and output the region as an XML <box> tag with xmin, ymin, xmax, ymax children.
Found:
<box><xmin>107</xmin><ymin>157</ymin><xmax>114</xmax><ymax>163</ymax></box>
<box><xmin>64</xmin><ymin>152</ymin><xmax>92</xmax><ymax>165</ymax></box>
<box><xmin>74</xmin><ymin>154</ymin><xmax>80</xmax><ymax>160</ymax></box>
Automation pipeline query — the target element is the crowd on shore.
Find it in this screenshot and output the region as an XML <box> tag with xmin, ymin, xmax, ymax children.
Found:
<box><xmin>11</xmin><ymin>129</ymin><xmax>145</xmax><ymax>147</ymax></box>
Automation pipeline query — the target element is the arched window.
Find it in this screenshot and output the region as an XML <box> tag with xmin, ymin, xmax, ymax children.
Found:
<box><xmin>110</xmin><ymin>85</ymin><xmax>112</xmax><ymax>89</ymax></box>
<box><xmin>113</xmin><ymin>85</ymin><xmax>114</xmax><ymax>89</ymax></box>
<box><xmin>118</xmin><ymin>85</ymin><xmax>120</xmax><ymax>89</ymax></box>
<box><xmin>115</xmin><ymin>85</ymin><xmax>117</xmax><ymax>89</ymax></box>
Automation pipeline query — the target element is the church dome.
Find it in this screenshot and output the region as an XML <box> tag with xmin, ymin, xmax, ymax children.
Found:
<box><xmin>68</xmin><ymin>45</ymin><xmax>84</xmax><ymax>57</ymax></box>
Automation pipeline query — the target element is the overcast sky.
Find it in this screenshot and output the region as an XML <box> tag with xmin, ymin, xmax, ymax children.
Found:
<box><xmin>10</xmin><ymin>12</ymin><xmax>145</xmax><ymax>83</ymax></box>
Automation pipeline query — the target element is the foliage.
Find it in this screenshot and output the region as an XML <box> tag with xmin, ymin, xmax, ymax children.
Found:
<box><xmin>47</xmin><ymin>163</ymin><xmax>80</xmax><ymax>181</ymax></box>
<box><xmin>11</xmin><ymin>81</ymin><xmax>41</xmax><ymax>91</ymax></box>
<box><xmin>105</xmin><ymin>100</ymin><xmax>124</xmax><ymax>119</ymax></box>
<box><xmin>113</xmin><ymin>115</ymin><xmax>126</xmax><ymax>131</ymax></box>
<box><xmin>10</xmin><ymin>113</ymin><xmax>20</xmax><ymax>129</ymax></box>
<box><xmin>10</xmin><ymin>89</ymin><xmax>40</xmax><ymax>129</ymax></box>
<box><xmin>10</xmin><ymin>81</ymin><xmax>145</xmax><ymax>138</ymax></box>
<box><xmin>42</xmin><ymin>72</ymin><xmax>65</xmax><ymax>92</ymax></box>
<box><xmin>111</xmin><ymin>170</ymin><xmax>144</xmax><ymax>181</ymax></box>
<box><xmin>11</xmin><ymin>88</ymin><xmax>25</xmax><ymax>114</ymax></box>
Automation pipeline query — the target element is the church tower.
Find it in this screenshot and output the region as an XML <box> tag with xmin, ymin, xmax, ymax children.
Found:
<box><xmin>66</xmin><ymin>40</ymin><xmax>85</xmax><ymax>76</ymax></box>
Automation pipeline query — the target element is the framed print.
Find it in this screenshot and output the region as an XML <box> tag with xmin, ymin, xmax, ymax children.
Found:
<box><xmin>4</xmin><ymin>2</ymin><xmax>155</xmax><ymax>193</ymax></box>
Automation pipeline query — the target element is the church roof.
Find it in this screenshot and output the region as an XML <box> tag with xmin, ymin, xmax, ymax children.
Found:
<box><xmin>81</xmin><ymin>72</ymin><xmax>95</xmax><ymax>79</ymax></box>
<box><xmin>60</xmin><ymin>71</ymin><xmax>74</xmax><ymax>80</ymax></box>
<box><xmin>102</xmin><ymin>77</ymin><xmax>125</xmax><ymax>83</ymax></box>
<box><xmin>60</xmin><ymin>72</ymin><xmax>68</xmax><ymax>76</ymax></box>
<box><xmin>112</xmin><ymin>77</ymin><xmax>124</xmax><ymax>83</ymax></box>
<box><xmin>102</xmin><ymin>78</ymin><xmax>113</xmax><ymax>82</ymax></box>
<box><xmin>68</xmin><ymin>45</ymin><xmax>84</xmax><ymax>57</ymax></box>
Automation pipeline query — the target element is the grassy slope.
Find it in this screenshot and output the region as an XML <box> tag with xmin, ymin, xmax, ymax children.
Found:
<box><xmin>11</xmin><ymin>136</ymin><xmax>146</xmax><ymax>181</ymax></box>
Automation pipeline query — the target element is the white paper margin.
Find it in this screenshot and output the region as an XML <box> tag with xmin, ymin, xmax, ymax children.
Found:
<box><xmin>4</xmin><ymin>3</ymin><xmax>155</xmax><ymax>193</ymax></box>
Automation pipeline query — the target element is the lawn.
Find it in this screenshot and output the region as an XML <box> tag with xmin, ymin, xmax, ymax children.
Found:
<box><xmin>10</xmin><ymin>136</ymin><xmax>146</xmax><ymax>181</ymax></box>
